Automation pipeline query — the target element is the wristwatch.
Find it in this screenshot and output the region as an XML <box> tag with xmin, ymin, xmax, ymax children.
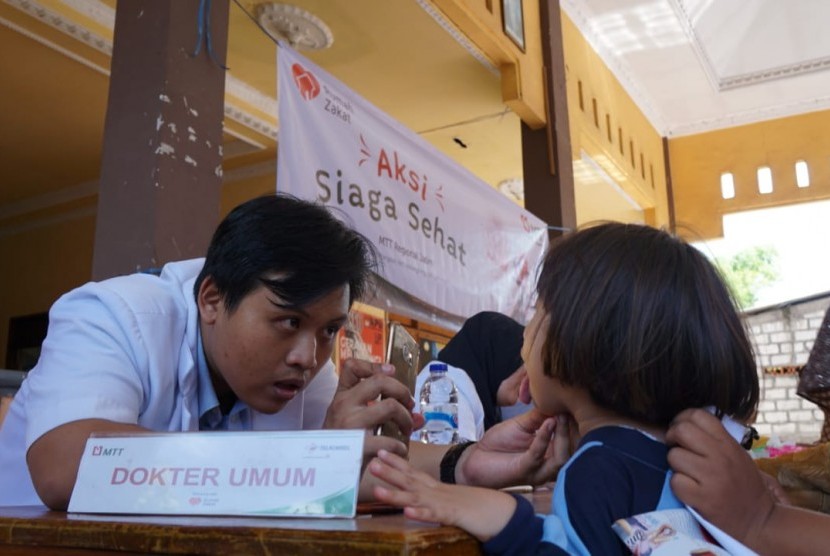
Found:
<box><xmin>439</xmin><ymin>441</ymin><xmax>476</xmax><ymax>484</ymax></box>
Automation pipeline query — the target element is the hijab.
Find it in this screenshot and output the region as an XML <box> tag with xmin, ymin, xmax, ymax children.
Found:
<box><xmin>438</xmin><ymin>311</ymin><xmax>525</xmax><ymax>430</ymax></box>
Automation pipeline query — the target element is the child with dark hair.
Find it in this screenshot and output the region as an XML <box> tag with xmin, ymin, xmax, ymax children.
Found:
<box><xmin>369</xmin><ymin>222</ymin><xmax>760</xmax><ymax>555</ymax></box>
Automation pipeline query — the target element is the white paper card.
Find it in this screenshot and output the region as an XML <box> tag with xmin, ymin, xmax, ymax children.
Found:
<box><xmin>68</xmin><ymin>430</ymin><xmax>364</xmax><ymax>518</ymax></box>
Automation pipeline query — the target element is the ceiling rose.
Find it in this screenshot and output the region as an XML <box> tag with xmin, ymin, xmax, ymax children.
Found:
<box><xmin>255</xmin><ymin>3</ymin><xmax>334</xmax><ymax>50</ymax></box>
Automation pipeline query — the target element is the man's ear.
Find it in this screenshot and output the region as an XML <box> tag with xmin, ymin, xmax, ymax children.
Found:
<box><xmin>197</xmin><ymin>276</ymin><xmax>223</xmax><ymax>324</ymax></box>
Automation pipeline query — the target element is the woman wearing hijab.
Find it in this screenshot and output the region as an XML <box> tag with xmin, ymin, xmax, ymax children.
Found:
<box><xmin>412</xmin><ymin>311</ymin><xmax>529</xmax><ymax>442</ymax></box>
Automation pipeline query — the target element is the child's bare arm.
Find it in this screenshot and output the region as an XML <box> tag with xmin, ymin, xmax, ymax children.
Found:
<box><xmin>369</xmin><ymin>449</ymin><xmax>517</xmax><ymax>541</ymax></box>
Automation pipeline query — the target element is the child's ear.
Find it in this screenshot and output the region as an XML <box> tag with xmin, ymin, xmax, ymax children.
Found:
<box><xmin>197</xmin><ymin>276</ymin><xmax>223</xmax><ymax>324</ymax></box>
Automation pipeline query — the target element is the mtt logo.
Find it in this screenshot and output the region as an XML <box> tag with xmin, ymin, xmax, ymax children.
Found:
<box><xmin>91</xmin><ymin>445</ymin><xmax>125</xmax><ymax>457</ymax></box>
<box><xmin>292</xmin><ymin>63</ymin><xmax>320</xmax><ymax>100</ymax></box>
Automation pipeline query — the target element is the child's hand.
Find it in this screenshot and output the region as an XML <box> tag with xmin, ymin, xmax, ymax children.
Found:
<box><xmin>369</xmin><ymin>449</ymin><xmax>517</xmax><ymax>541</ymax></box>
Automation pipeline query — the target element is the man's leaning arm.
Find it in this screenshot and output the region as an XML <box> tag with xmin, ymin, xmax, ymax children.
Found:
<box><xmin>27</xmin><ymin>419</ymin><xmax>148</xmax><ymax>510</ymax></box>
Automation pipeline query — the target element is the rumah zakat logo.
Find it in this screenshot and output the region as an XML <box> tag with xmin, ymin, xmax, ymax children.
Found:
<box><xmin>292</xmin><ymin>63</ymin><xmax>320</xmax><ymax>100</ymax></box>
<box><xmin>357</xmin><ymin>134</ymin><xmax>445</xmax><ymax>211</ymax></box>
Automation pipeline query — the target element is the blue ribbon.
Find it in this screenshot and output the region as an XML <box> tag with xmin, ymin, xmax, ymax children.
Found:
<box><xmin>192</xmin><ymin>0</ymin><xmax>228</xmax><ymax>70</ymax></box>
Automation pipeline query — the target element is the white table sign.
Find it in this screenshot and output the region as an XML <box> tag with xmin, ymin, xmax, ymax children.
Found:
<box><xmin>68</xmin><ymin>430</ymin><xmax>364</xmax><ymax>518</ymax></box>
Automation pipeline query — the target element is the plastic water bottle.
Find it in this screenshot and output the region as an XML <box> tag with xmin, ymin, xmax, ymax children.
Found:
<box><xmin>419</xmin><ymin>363</ymin><xmax>459</xmax><ymax>444</ymax></box>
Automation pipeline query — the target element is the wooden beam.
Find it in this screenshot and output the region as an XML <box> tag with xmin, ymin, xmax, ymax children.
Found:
<box><xmin>522</xmin><ymin>0</ymin><xmax>575</xmax><ymax>239</ymax></box>
<box><xmin>92</xmin><ymin>0</ymin><xmax>229</xmax><ymax>279</ymax></box>
<box><xmin>663</xmin><ymin>136</ymin><xmax>677</xmax><ymax>233</ymax></box>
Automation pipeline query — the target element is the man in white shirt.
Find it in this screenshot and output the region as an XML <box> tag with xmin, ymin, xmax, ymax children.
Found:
<box><xmin>0</xmin><ymin>194</ymin><xmax>568</xmax><ymax>510</ymax></box>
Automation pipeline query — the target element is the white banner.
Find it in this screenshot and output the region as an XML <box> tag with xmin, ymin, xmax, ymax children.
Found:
<box><xmin>277</xmin><ymin>45</ymin><xmax>548</xmax><ymax>320</ymax></box>
<box><xmin>69</xmin><ymin>431</ymin><xmax>364</xmax><ymax>517</ymax></box>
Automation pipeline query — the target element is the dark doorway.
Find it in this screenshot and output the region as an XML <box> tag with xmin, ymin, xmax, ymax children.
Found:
<box><xmin>6</xmin><ymin>312</ymin><xmax>49</xmax><ymax>371</ymax></box>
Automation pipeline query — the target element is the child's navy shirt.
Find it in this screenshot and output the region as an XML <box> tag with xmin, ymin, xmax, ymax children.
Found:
<box><xmin>484</xmin><ymin>426</ymin><xmax>683</xmax><ymax>555</ymax></box>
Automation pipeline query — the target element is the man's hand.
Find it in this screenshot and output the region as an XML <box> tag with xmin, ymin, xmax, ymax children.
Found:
<box><xmin>458</xmin><ymin>409</ymin><xmax>572</xmax><ymax>488</ymax></box>
<box><xmin>666</xmin><ymin>408</ymin><xmax>776</xmax><ymax>546</ymax></box>
<box><xmin>323</xmin><ymin>358</ymin><xmax>422</xmax><ymax>462</ymax></box>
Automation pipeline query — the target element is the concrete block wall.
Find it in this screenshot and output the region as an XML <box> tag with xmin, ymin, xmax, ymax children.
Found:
<box><xmin>744</xmin><ymin>294</ymin><xmax>830</xmax><ymax>443</ymax></box>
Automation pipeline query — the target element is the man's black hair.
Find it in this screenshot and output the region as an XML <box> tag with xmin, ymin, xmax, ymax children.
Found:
<box><xmin>194</xmin><ymin>194</ymin><xmax>378</xmax><ymax>311</ymax></box>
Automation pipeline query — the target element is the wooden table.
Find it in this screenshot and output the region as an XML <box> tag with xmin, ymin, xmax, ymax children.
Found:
<box><xmin>0</xmin><ymin>491</ymin><xmax>553</xmax><ymax>555</ymax></box>
<box><xmin>0</xmin><ymin>504</ymin><xmax>480</xmax><ymax>555</ymax></box>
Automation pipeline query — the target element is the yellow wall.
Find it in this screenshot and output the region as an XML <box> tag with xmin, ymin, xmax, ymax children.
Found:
<box><xmin>0</xmin><ymin>8</ymin><xmax>677</xmax><ymax>366</ymax></box>
<box><xmin>561</xmin><ymin>13</ymin><xmax>670</xmax><ymax>228</ymax></box>
<box><xmin>669</xmin><ymin>110</ymin><xmax>830</xmax><ymax>239</ymax></box>
<box><xmin>17</xmin><ymin>8</ymin><xmax>830</xmax><ymax>364</ymax></box>
<box><xmin>432</xmin><ymin>0</ymin><xmax>546</xmax><ymax>128</ymax></box>
<box><xmin>431</xmin><ymin>4</ymin><xmax>672</xmax><ymax>228</ymax></box>
<box><xmin>221</xmin><ymin>171</ymin><xmax>277</xmax><ymax>217</ymax></box>
<box><xmin>0</xmin><ymin>207</ymin><xmax>96</xmax><ymax>366</ymax></box>
<box><xmin>0</xmin><ymin>176</ymin><xmax>275</xmax><ymax>367</ymax></box>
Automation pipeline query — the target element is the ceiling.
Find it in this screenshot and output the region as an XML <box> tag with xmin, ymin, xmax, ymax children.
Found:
<box><xmin>2</xmin><ymin>0</ymin><xmax>830</xmax><ymax>230</ymax></box>
<box><xmin>562</xmin><ymin>0</ymin><xmax>830</xmax><ymax>137</ymax></box>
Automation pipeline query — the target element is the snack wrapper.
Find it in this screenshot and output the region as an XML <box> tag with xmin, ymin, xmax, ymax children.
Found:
<box><xmin>612</xmin><ymin>508</ymin><xmax>730</xmax><ymax>556</ymax></box>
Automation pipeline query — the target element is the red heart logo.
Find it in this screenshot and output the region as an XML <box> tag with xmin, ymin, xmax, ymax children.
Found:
<box><xmin>188</xmin><ymin>497</ymin><xmax>201</xmax><ymax>505</ymax></box>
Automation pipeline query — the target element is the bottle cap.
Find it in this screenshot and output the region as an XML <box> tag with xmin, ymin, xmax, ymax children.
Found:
<box><xmin>429</xmin><ymin>362</ymin><xmax>448</xmax><ymax>372</ymax></box>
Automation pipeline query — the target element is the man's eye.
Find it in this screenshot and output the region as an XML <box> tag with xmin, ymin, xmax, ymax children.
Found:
<box><xmin>323</xmin><ymin>325</ymin><xmax>340</xmax><ymax>338</ymax></box>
